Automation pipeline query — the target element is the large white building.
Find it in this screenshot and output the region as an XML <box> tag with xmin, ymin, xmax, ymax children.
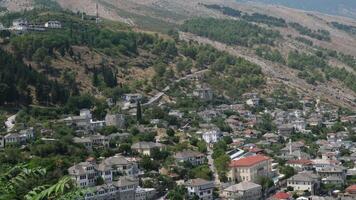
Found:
<box><xmin>228</xmin><ymin>155</ymin><xmax>272</xmax><ymax>183</ymax></box>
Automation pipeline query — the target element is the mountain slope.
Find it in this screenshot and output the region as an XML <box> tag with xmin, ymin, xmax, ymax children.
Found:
<box><xmin>236</xmin><ymin>0</ymin><xmax>356</xmax><ymax>19</ymax></box>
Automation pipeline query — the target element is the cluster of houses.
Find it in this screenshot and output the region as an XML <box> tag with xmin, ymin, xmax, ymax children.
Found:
<box><xmin>0</xmin><ymin>18</ymin><xmax>62</xmax><ymax>32</ymax></box>
<box><xmin>2</xmin><ymin>76</ymin><xmax>355</xmax><ymax>200</ymax></box>
<box><xmin>0</xmin><ymin>127</ymin><xmax>34</xmax><ymax>148</ymax></box>
<box><xmin>68</xmin><ymin>156</ymin><xmax>155</xmax><ymax>200</ymax></box>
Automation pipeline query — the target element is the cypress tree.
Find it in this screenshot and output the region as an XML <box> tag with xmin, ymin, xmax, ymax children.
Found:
<box><xmin>136</xmin><ymin>101</ymin><xmax>142</xmax><ymax>123</ymax></box>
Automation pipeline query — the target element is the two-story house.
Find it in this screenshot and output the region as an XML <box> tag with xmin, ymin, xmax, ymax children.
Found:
<box><xmin>174</xmin><ymin>150</ymin><xmax>205</xmax><ymax>166</ymax></box>
<box><xmin>222</xmin><ymin>181</ymin><xmax>262</xmax><ymax>200</ymax></box>
<box><xmin>287</xmin><ymin>172</ymin><xmax>321</xmax><ymax>195</ymax></box>
<box><xmin>131</xmin><ymin>142</ymin><xmax>165</xmax><ymax>156</ymax></box>
<box><xmin>185</xmin><ymin>178</ymin><xmax>214</xmax><ymax>200</ymax></box>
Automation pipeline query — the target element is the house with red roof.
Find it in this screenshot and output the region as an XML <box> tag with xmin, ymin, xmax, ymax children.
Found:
<box><xmin>227</xmin><ymin>155</ymin><xmax>272</xmax><ymax>183</ymax></box>
<box><xmin>269</xmin><ymin>192</ymin><xmax>291</xmax><ymax>200</ymax></box>
<box><xmin>345</xmin><ymin>184</ymin><xmax>356</xmax><ymax>197</ymax></box>
<box><xmin>286</xmin><ymin>159</ymin><xmax>313</xmax><ymax>172</ymax></box>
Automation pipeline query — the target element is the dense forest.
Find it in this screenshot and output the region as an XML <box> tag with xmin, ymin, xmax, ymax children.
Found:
<box><xmin>181</xmin><ymin>18</ymin><xmax>281</xmax><ymax>47</ymax></box>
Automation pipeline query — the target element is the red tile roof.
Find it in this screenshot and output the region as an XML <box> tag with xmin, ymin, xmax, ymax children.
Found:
<box><xmin>346</xmin><ymin>185</ymin><xmax>356</xmax><ymax>194</ymax></box>
<box><xmin>229</xmin><ymin>155</ymin><xmax>270</xmax><ymax>167</ymax></box>
<box><xmin>272</xmin><ymin>192</ymin><xmax>290</xmax><ymax>199</ymax></box>
<box><xmin>286</xmin><ymin>159</ymin><xmax>312</xmax><ymax>165</ymax></box>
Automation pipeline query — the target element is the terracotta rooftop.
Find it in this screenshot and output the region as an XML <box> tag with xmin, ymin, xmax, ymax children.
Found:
<box><xmin>229</xmin><ymin>155</ymin><xmax>270</xmax><ymax>167</ymax></box>
<box><xmin>272</xmin><ymin>192</ymin><xmax>290</xmax><ymax>199</ymax></box>
<box><xmin>346</xmin><ymin>185</ymin><xmax>356</xmax><ymax>194</ymax></box>
<box><xmin>286</xmin><ymin>159</ymin><xmax>312</xmax><ymax>165</ymax></box>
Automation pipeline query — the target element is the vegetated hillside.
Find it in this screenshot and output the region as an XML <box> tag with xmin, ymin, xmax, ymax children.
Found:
<box><xmin>2</xmin><ymin>0</ymin><xmax>356</xmax><ymax>110</ymax></box>
<box><xmin>235</xmin><ymin>0</ymin><xmax>356</xmax><ymax>19</ymax></box>
<box><xmin>0</xmin><ymin>9</ymin><xmax>267</xmax><ymax>108</ymax></box>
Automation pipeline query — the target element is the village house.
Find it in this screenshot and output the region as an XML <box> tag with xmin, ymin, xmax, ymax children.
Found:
<box><xmin>193</xmin><ymin>87</ymin><xmax>213</xmax><ymax>101</ymax></box>
<box><xmin>185</xmin><ymin>178</ymin><xmax>214</xmax><ymax>200</ymax></box>
<box><xmin>73</xmin><ymin>137</ymin><xmax>93</xmax><ymax>150</ymax></box>
<box><xmin>317</xmin><ymin>166</ymin><xmax>347</xmax><ymax>184</ymax></box>
<box><xmin>44</xmin><ymin>20</ymin><xmax>62</xmax><ymax>28</ymax></box>
<box><xmin>287</xmin><ymin>172</ymin><xmax>321</xmax><ymax>195</ymax></box>
<box><xmin>131</xmin><ymin>142</ymin><xmax>165</xmax><ymax>156</ymax></box>
<box><xmin>222</xmin><ymin>181</ymin><xmax>262</xmax><ymax>200</ymax></box>
<box><xmin>277</xmin><ymin>124</ymin><xmax>294</xmax><ymax>136</ymax></box>
<box><xmin>246</xmin><ymin>97</ymin><xmax>260</xmax><ymax>107</ymax></box>
<box><xmin>11</xmin><ymin>18</ymin><xmax>28</xmax><ymax>31</ymax></box>
<box><xmin>84</xmin><ymin>177</ymin><xmax>155</xmax><ymax>200</ymax></box>
<box><xmin>202</xmin><ymin>129</ymin><xmax>223</xmax><ymax>144</ymax></box>
<box><xmin>135</xmin><ymin>187</ymin><xmax>157</xmax><ymax>200</ymax></box>
<box><xmin>73</xmin><ymin>134</ymin><xmax>110</xmax><ymax>150</ymax></box>
<box><xmin>286</xmin><ymin>159</ymin><xmax>313</xmax><ymax>172</ymax></box>
<box><xmin>345</xmin><ymin>185</ymin><xmax>356</xmax><ymax>197</ymax></box>
<box><xmin>262</xmin><ymin>133</ymin><xmax>280</xmax><ymax>143</ymax></box>
<box><xmin>123</xmin><ymin>93</ymin><xmax>142</xmax><ymax>103</ymax></box>
<box><xmin>101</xmin><ymin>155</ymin><xmax>139</xmax><ymax>177</ymax></box>
<box><xmin>105</xmin><ymin>114</ymin><xmax>125</xmax><ymax>129</ymax></box>
<box><xmin>225</xmin><ymin>115</ymin><xmax>245</xmax><ymax>131</ymax></box>
<box><xmin>68</xmin><ymin>158</ymin><xmax>113</xmax><ymax>187</ymax></box>
<box><xmin>4</xmin><ymin>127</ymin><xmax>34</xmax><ymax>145</ymax></box>
<box><xmin>228</xmin><ymin>155</ymin><xmax>272</xmax><ymax>183</ymax></box>
<box><xmin>269</xmin><ymin>192</ymin><xmax>292</xmax><ymax>200</ymax></box>
<box><xmin>174</xmin><ymin>150</ymin><xmax>205</xmax><ymax>166</ymax></box>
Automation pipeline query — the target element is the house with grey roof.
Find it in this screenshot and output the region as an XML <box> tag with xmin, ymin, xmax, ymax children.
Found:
<box><xmin>287</xmin><ymin>172</ymin><xmax>321</xmax><ymax>195</ymax></box>
<box><xmin>317</xmin><ymin>166</ymin><xmax>346</xmax><ymax>184</ymax></box>
<box><xmin>84</xmin><ymin>177</ymin><xmax>154</xmax><ymax>200</ymax></box>
<box><xmin>4</xmin><ymin>127</ymin><xmax>34</xmax><ymax>146</ymax></box>
<box><xmin>185</xmin><ymin>178</ymin><xmax>214</xmax><ymax>200</ymax></box>
<box><xmin>222</xmin><ymin>181</ymin><xmax>262</xmax><ymax>200</ymax></box>
<box><xmin>68</xmin><ymin>159</ymin><xmax>113</xmax><ymax>187</ymax></box>
<box><xmin>174</xmin><ymin>150</ymin><xmax>205</xmax><ymax>166</ymax></box>
<box><xmin>101</xmin><ymin>155</ymin><xmax>139</xmax><ymax>177</ymax></box>
<box><xmin>105</xmin><ymin>114</ymin><xmax>125</xmax><ymax>129</ymax></box>
<box><xmin>73</xmin><ymin>134</ymin><xmax>110</xmax><ymax>150</ymax></box>
<box><xmin>131</xmin><ymin>142</ymin><xmax>165</xmax><ymax>156</ymax></box>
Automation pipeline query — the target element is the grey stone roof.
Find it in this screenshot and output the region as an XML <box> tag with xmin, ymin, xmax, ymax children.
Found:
<box><xmin>174</xmin><ymin>150</ymin><xmax>204</xmax><ymax>159</ymax></box>
<box><xmin>288</xmin><ymin>172</ymin><xmax>320</xmax><ymax>182</ymax></box>
<box><xmin>224</xmin><ymin>181</ymin><xmax>261</xmax><ymax>192</ymax></box>
<box><xmin>185</xmin><ymin>178</ymin><xmax>214</xmax><ymax>187</ymax></box>
<box><xmin>131</xmin><ymin>142</ymin><xmax>165</xmax><ymax>149</ymax></box>
<box><xmin>103</xmin><ymin>155</ymin><xmax>130</xmax><ymax>166</ymax></box>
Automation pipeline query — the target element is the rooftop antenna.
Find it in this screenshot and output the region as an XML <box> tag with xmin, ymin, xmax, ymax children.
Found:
<box><xmin>96</xmin><ymin>3</ymin><xmax>100</xmax><ymax>24</ymax></box>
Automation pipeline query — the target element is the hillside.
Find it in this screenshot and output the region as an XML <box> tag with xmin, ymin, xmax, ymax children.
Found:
<box><xmin>1</xmin><ymin>0</ymin><xmax>356</xmax><ymax>111</ymax></box>
<box><xmin>236</xmin><ymin>0</ymin><xmax>356</xmax><ymax>19</ymax></box>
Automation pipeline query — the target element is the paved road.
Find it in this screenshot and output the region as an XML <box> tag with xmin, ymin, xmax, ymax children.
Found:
<box><xmin>207</xmin><ymin>146</ymin><xmax>221</xmax><ymax>186</ymax></box>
